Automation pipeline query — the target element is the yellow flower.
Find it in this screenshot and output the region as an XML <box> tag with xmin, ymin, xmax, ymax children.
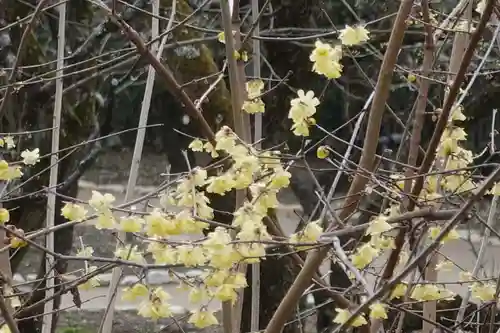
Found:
<box><xmin>450</xmin><ymin>105</ymin><xmax>466</xmax><ymax>121</ymax></box>
<box><xmin>470</xmin><ymin>282</ymin><xmax>496</xmax><ymax>302</ymax></box>
<box><xmin>214</xmin><ymin>284</ymin><xmax>238</xmax><ymax>303</ymax></box>
<box><xmin>61</xmin><ymin>203</ymin><xmax>87</xmax><ymax>221</ymax></box>
<box><xmin>203</xmin><ymin>141</ymin><xmax>219</xmax><ymax>158</ymax></box>
<box><xmin>115</xmin><ymin>245</ymin><xmax>145</xmax><ymax>264</ymax></box>
<box><xmin>0</xmin><ymin>325</ymin><xmax>11</xmax><ymax>333</ymax></box>
<box><xmin>309</xmin><ymin>40</ymin><xmax>343</xmax><ymax>79</ymax></box>
<box><xmin>333</xmin><ymin>308</ymin><xmax>367</xmax><ymax>327</ymax></box>
<box><xmin>488</xmin><ymin>182</ymin><xmax>500</xmax><ymax>196</ymax></box>
<box><xmin>88</xmin><ymin>191</ymin><xmax>115</xmax><ymax>212</ymax></box>
<box><xmin>246</xmin><ymin>79</ymin><xmax>264</xmax><ymax>99</ymax></box>
<box><xmin>188</xmin><ymin>309</ymin><xmax>219</xmax><ymax>329</ymax></box>
<box><xmin>148</xmin><ymin>243</ymin><xmax>178</xmax><ymax>265</ymax></box>
<box><xmin>188</xmin><ymin>138</ymin><xmax>204</xmax><ymax>152</ymax></box>
<box><xmin>428</xmin><ymin>226</ymin><xmax>460</xmax><ymax>244</ymax></box>
<box><xmin>4</xmin><ymin>136</ymin><xmax>15</xmax><ymax>149</ymax></box>
<box><xmin>227</xmin><ymin>272</ymin><xmax>247</xmax><ymax>288</ymax></box>
<box><xmin>289</xmin><ymin>90</ymin><xmax>320</xmax><ymax>123</ymax></box>
<box><xmin>138</xmin><ymin>287</ymin><xmax>172</xmax><ymax>319</ymax></box>
<box><xmin>411</xmin><ymin>284</ymin><xmax>442</xmax><ymax>301</ymax></box>
<box><xmin>177</xmin><ymin>245</ymin><xmax>207</xmax><ymax>267</ymax></box>
<box><xmin>122</xmin><ymin>283</ymin><xmax>149</xmax><ymax>301</ymax></box>
<box><xmin>316</xmin><ymin>146</ymin><xmax>330</xmax><ymax>159</ymax></box>
<box><xmin>303</xmin><ymin>220</ymin><xmax>323</xmax><ymax>242</ymax></box>
<box><xmin>205</xmin><ymin>269</ymin><xmax>230</xmax><ymax>287</ymax></box>
<box><xmin>269</xmin><ymin>169</ymin><xmax>291</xmax><ymax>190</ymax></box>
<box><xmin>291</xmin><ymin>120</ymin><xmax>311</xmax><ymax>137</ymax></box>
<box><xmin>351</xmin><ymin>243</ymin><xmax>379</xmax><ymax>269</ymax></box>
<box><xmin>389</xmin><ymin>283</ymin><xmax>408</xmax><ymax>300</ymax></box>
<box><xmin>145</xmin><ymin>209</ymin><xmax>181</xmax><ymax>236</ymax></box>
<box><xmin>238</xmin><ymin>243</ymin><xmax>266</xmax><ymax>263</ymax></box>
<box><xmin>339</xmin><ymin>25</ymin><xmax>370</xmax><ymax>46</ymax></box>
<box><xmin>407</xmin><ymin>73</ymin><xmax>417</xmax><ymax>83</ymax></box>
<box><xmin>217</xmin><ymin>32</ymin><xmax>225</xmax><ymax>43</ymax></box>
<box><xmin>119</xmin><ymin>215</ymin><xmax>144</xmax><ymax>233</ymax></box>
<box><xmin>206</xmin><ymin>174</ymin><xmax>235</xmax><ymax>195</ymax></box>
<box><xmin>21</xmin><ymin>148</ymin><xmax>40</xmax><ymax>165</ymax></box>
<box><xmin>0</xmin><ymin>161</ymin><xmax>22</xmax><ymax>181</ymax></box>
<box><xmin>370</xmin><ymin>235</ymin><xmax>396</xmax><ymax>250</ymax></box>
<box><xmin>188</xmin><ymin>287</ymin><xmax>211</xmax><ymax>304</ymax></box>
<box><xmin>365</xmin><ymin>215</ymin><xmax>393</xmax><ymax>236</ymax></box>
<box><xmin>242</xmin><ymin>99</ymin><xmax>265</xmax><ymax>114</ymax></box>
<box><xmin>95</xmin><ymin>210</ymin><xmax>117</xmax><ymax>230</ymax></box>
<box><xmin>369</xmin><ymin>302</ymin><xmax>388</xmax><ymax>319</ymax></box>
<box><xmin>10</xmin><ymin>237</ymin><xmax>27</xmax><ymax>249</ymax></box>
<box><xmin>79</xmin><ymin>266</ymin><xmax>101</xmax><ymax>291</ymax></box>
<box><xmin>0</xmin><ymin>208</ymin><xmax>9</xmax><ymax>224</ymax></box>
<box><xmin>203</xmin><ymin>227</ymin><xmax>231</xmax><ymax>250</ymax></box>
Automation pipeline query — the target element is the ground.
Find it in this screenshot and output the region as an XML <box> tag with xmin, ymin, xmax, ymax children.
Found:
<box><xmin>56</xmin><ymin>309</ymin><xmax>317</xmax><ymax>333</ymax></box>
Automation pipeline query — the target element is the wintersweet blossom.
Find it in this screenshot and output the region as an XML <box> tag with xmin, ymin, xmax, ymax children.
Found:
<box><xmin>188</xmin><ymin>287</ymin><xmax>211</xmax><ymax>303</ymax></box>
<box><xmin>188</xmin><ymin>309</ymin><xmax>219</xmax><ymax>328</ymax></box>
<box><xmin>2</xmin><ymin>136</ymin><xmax>15</xmax><ymax>149</ymax></box>
<box><xmin>95</xmin><ymin>210</ymin><xmax>117</xmax><ymax>230</ymax></box>
<box><xmin>243</xmin><ymin>79</ymin><xmax>265</xmax><ymax>114</ymax></box>
<box><xmin>138</xmin><ymin>287</ymin><xmax>172</xmax><ymax>319</ymax></box>
<box><xmin>428</xmin><ymin>226</ymin><xmax>460</xmax><ymax>244</ymax></box>
<box><xmin>309</xmin><ymin>40</ymin><xmax>343</xmax><ymax>79</ymax></box>
<box><xmin>333</xmin><ymin>308</ymin><xmax>367</xmax><ymax>327</ymax></box>
<box><xmin>214</xmin><ymin>284</ymin><xmax>238</xmax><ymax>303</ymax></box>
<box><xmin>339</xmin><ymin>25</ymin><xmax>370</xmax><ymax>46</ymax></box>
<box><xmin>290</xmin><ymin>220</ymin><xmax>323</xmax><ymax>250</ymax></box>
<box><xmin>189</xmin><ymin>138</ymin><xmax>204</xmax><ymax>152</ymax></box>
<box><xmin>177</xmin><ymin>245</ymin><xmax>207</xmax><ymax>267</ymax></box>
<box><xmin>288</xmin><ymin>90</ymin><xmax>320</xmax><ymax>137</ymax></box>
<box><xmin>389</xmin><ymin>283</ymin><xmax>408</xmax><ymax>299</ymax></box>
<box><xmin>122</xmin><ymin>283</ymin><xmax>149</xmax><ymax>301</ymax></box>
<box><xmin>411</xmin><ymin>284</ymin><xmax>442</xmax><ymax>301</ymax></box>
<box><xmin>79</xmin><ymin>266</ymin><xmax>101</xmax><ymax>290</ymax></box>
<box><xmin>369</xmin><ymin>302</ymin><xmax>388</xmax><ymax>319</ymax></box>
<box><xmin>351</xmin><ymin>243</ymin><xmax>379</xmax><ymax>269</ymax></box>
<box><xmin>317</xmin><ymin>146</ymin><xmax>330</xmax><ymax>159</ymax></box>
<box><xmin>119</xmin><ymin>215</ymin><xmax>144</xmax><ymax>233</ymax></box>
<box><xmin>365</xmin><ymin>214</ymin><xmax>393</xmax><ymax>235</ymax></box>
<box><xmin>0</xmin><ymin>160</ymin><xmax>22</xmax><ymax>180</ymax></box>
<box><xmin>470</xmin><ymin>282</ymin><xmax>496</xmax><ymax>302</ymax></box>
<box><xmin>61</xmin><ymin>202</ymin><xmax>87</xmax><ymax>221</ymax></box>
<box><xmin>0</xmin><ymin>208</ymin><xmax>9</xmax><ymax>224</ymax></box>
<box><xmin>488</xmin><ymin>182</ymin><xmax>500</xmax><ymax>196</ymax></box>
<box><xmin>88</xmin><ymin>191</ymin><xmax>115</xmax><ymax>212</ymax></box>
<box><xmin>115</xmin><ymin>245</ymin><xmax>145</xmax><ymax>264</ymax></box>
<box><xmin>21</xmin><ymin>148</ymin><xmax>40</xmax><ymax>165</ymax></box>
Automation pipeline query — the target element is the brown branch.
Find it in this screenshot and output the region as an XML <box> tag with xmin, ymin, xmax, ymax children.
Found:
<box><xmin>378</xmin><ymin>0</ymin><xmax>436</xmax><ymax>292</ymax></box>
<box><xmin>101</xmin><ymin>7</ymin><xmax>217</xmax><ymax>145</ymax></box>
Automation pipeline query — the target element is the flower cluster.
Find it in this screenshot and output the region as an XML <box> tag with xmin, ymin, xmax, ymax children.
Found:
<box><xmin>288</xmin><ymin>89</ymin><xmax>320</xmax><ymax>137</ymax></box>
<box><xmin>242</xmin><ymin>79</ymin><xmax>265</xmax><ymax>114</ymax></box>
